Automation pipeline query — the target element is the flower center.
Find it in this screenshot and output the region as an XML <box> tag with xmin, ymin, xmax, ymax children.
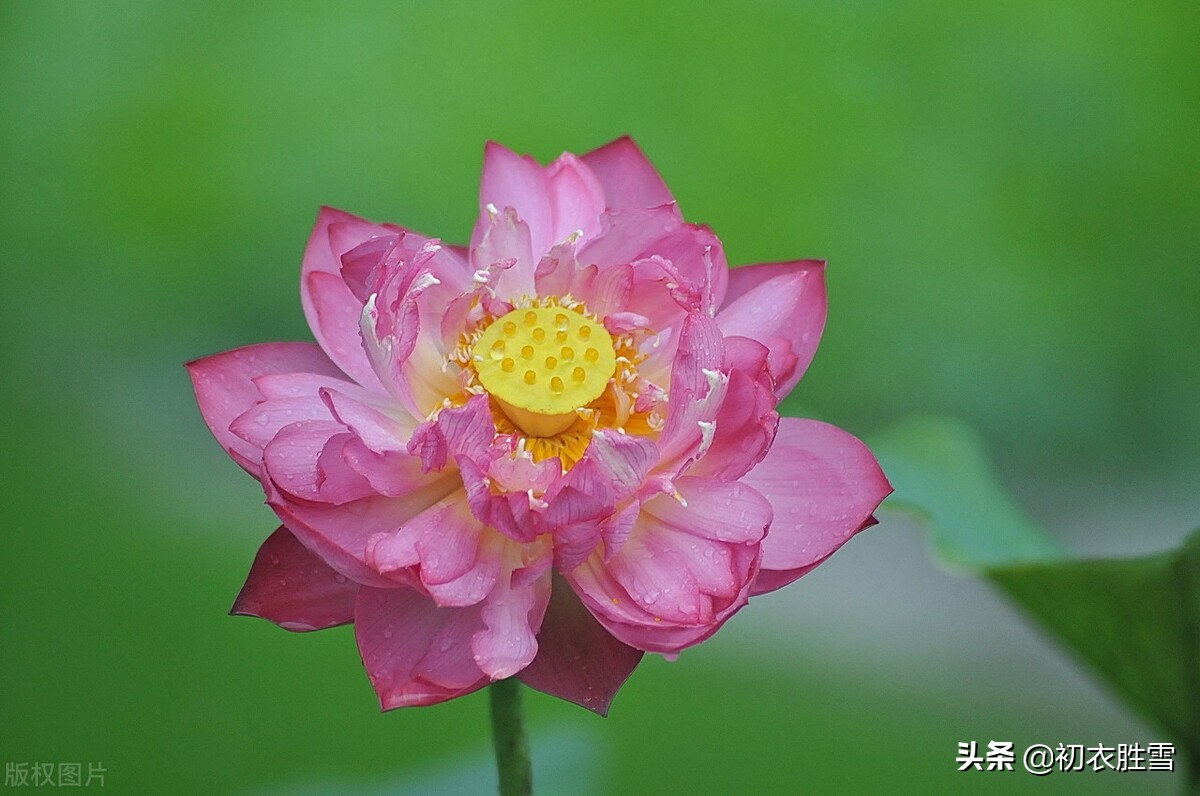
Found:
<box><xmin>474</xmin><ymin>306</ymin><xmax>617</xmax><ymax>437</ymax></box>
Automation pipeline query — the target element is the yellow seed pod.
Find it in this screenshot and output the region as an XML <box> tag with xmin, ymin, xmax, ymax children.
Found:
<box><xmin>475</xmin><ymin>306</ymin><xmax>616</xmax><ymax>432</ymax></box>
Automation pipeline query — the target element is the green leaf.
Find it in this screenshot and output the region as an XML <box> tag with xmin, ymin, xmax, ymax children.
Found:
<box><xmin>990</xmin><ymin>532</ymin><xmax>1200</xmax><ymax>771</ymax></box>
<box><xmin>871</xmin><ymin>415</ymin><xmax>1200</xmax><ymax>783</ymax></box>
<box><xmin>869</xmin><ymin>415</ymin><xmax>1063</xmax><ymax>569</ymax></box>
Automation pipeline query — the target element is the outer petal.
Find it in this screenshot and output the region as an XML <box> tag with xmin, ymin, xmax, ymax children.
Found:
<box><xmin>743</xmin><ymin>417</ymin><xmax>891</xmax><ymax>594</ymax></box>
<box><xmin>186</xmin><ymin>342</ymin><xmax>347</xmax><ymax>477</ymax></box>
<box><xmin>581</xmin><ymin>136</ymin><xmax>675</xmax><ymax>212</ymax></box>
<box><xmin>301</xmin><ymin>207</ymin><xmax>394</xmax><ymax>392</ymax></box>
<box><xmin>518</xmin><ymin>575</ymin><xmax>643</xmax><ymax>716</ymax></box>
<box><xmin>716</xmin><ymin>260</ymin><xmax>827</xmax><ymax>397</ymax></box>
<box><xmin>230</xmin><ymin>526</ymin><xmax>358</xmax><ymax>631</ymax></box>
<box><xmin>355</xmin><ymin>586</ymin><xmax>489</xmax><ymax>709</ymax></box>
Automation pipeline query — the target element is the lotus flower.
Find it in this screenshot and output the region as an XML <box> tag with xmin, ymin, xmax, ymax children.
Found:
<box><xmin>187</xmin><ymin>137</ymin><xmax>891</xmax><ymax>715</ymax></box>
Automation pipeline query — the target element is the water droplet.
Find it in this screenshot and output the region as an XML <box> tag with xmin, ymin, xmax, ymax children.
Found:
<box><xmin>490</xmin><ymin>339</ymin><xmax>507</xmax><ymax>360</ymax></box>
<box><xmin>555</xmin><ymin>313</ymin><xmax>570</xmax><ymax>329</ymax></box>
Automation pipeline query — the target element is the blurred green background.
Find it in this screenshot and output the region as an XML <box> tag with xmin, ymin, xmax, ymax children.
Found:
<box><xmin>2</xmin><ymin>1</ymin><xmax>1197</xmax><ymax>794</ymax></box>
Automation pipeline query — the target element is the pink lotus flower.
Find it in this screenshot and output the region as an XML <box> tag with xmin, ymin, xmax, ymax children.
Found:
<box><xmin>188</xmin><ymin>137</ymin><xmax>891</xmax><ymax>714</ymax></box>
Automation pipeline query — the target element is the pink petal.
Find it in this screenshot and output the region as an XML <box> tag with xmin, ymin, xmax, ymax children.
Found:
<box><xmin>228</xmin><ymin>396</ymin><xmax>334</xmax><ymax>453</ymax></box>
<box><xmin>518</xmin><ymin>575</ymin><xmax>643</xmax><ymax>716</ymax></box>
<box><xmin>339</xmin><ymin>233</ymin><xmax>402</xmax><ymax>303</ymax></box>
<box><xmin>557</xmin><ymin>429</ymin><xmax>658</xmax><ymax>507</ymax></box>
<box><xmin>265</xmin><ymin>468</ymin><xmax>459</xmax><ymax>589</ymax></box>
<box><xmin>642</xmin><ymin>223</ymin><xmax>729</xmax><ymax>314</ymax></box>
<box><xmin>471</xmin><ymin>141</ymin><xmax>554</xmax><ymax>259</ymax></box>
<box><xmin>716</xmin><ymin>260</ymin><xmax>827</xmax><ymax>397</ymax></box>
<box><xmin>568</xmin><ymin>478</ymin><xmax>767</xmax><ymax>653</ymax></box>
<box><xmin>546</xmin><ymin>152</ymin><xmax>606</xmax><ymax>245</ymax></box>
<box><xmin>352</xmin><ymin>255</ymin><xmax>460</xmax><ymax>420</ymax></box>
<box><xmin>363</xmin><ymin>491</ymin><xmax>505</xmax><ymax>607</ymax></box>
<box><xmin>472</xmin><ymin>545</ymin><xmax>553</xmax><ymax>679</ymax></box>
<box><xmin>261</xmin><ymin>419</ymin><xmax>350</xmax><ymax>503</ymax></box>
<box><xmin>319</xmin><ymin>386</ymin><xmax>412</xmax><ymax>453</ymax></box>
<box><xmin>748</xmin><ymin>520</ymin><xmax>874</xmax><ymax>594</ymax></box>
<box><xmin>577</xmin><ymin>204</ymin><xmax>682</xmax><ymax>270</ymax></box>
<box><xmin>656</xmin><ymin>313</ymin><xmax>728</xmax><ymax>469</ymax></box>
<box><xmin>413</xmin><ymin>498</ymin><xmax>492</xmax><ymax>597</ymax></box>
<box><xmin>251</xmin><ymin>371</ymin><xmax>376</xmax><ymax>402</ymax></box>
<box><xmin>579</xmin><ymin>262</ymin><xmax>633</xmax><ymax>318</ymax></box>
<box><xmin>688</xmin><ymin>357</ymin><xmax>779</xmax><ymax>481</ymax></box>
<box><xmin>743</xmin><ymin>417</ymin><xmax>891</xmax><ymax>594</ymax></box>
<box><xmin>460</xmin><ymin>456</ymin><xmax>545</xmax><ymax>544</ymax></box>
<box><xmin>186</xmin><ymin>342</ymin><xmax>345</xmax><ymax>477</ymax></box>
<box><xmin>340</xmin><ymin>439</ymin><xmax>430</xmax><ymax>499</ymax></box>
<box><xmin>581</xmin><ymin>136</ymin><xmax>674</xmax><ymax>211</ymax></box>
<box><xmin>406</xmin><ymin>394</ymin><xmax>497</xmax><ymax>474</ymax></box>
<box><xmin>354</xmin><ymin>586</ymin><xmax>489</xmax><ymax>709</ymax></box>
<box><xmin>231</xmin><ymin>526</ymin><xmax>359</xmax><ymax>632</ymax></box>
<box><xmin>472</xmin><ymin>205</ymin><xmax>536</xmax><ymax>300</ymax></box>
<box><xmin>643</xmin><ymin>476</ymin><xmax>773</xmax><ymax>545</ymax></box>
<box><xmin>533</xmin><ymin>238</ymin><xmax>581</xmax><ymax>298</ymax></box>
<box><xmin>300</xmin><ymin>207</ymin><xmax>393</xmax><ymax>392</ymax></box>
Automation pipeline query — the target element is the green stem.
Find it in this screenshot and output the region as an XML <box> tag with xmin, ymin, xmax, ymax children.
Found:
<box><xmin>489</xmin><ymin>678</ymin><xmax>533</xmax><ymax>796</ymax></box>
